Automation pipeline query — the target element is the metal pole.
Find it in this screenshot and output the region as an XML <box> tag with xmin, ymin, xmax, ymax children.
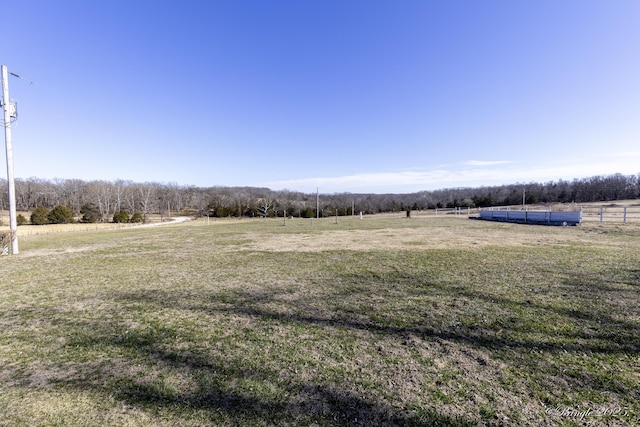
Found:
<box><xmin>2</xmin><ymin>65</ymin><xmax>18</xmax><ymax>254</ymax></box>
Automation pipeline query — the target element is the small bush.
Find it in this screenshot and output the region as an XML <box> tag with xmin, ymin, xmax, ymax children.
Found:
<box><xmin>80</xmin><ymin>203</ymin><xmax>101</xmax><ymax>223</ymax></box>
<box><xmin>16</xmin><ymin>214</ymin><xmax>27</xmax><ymax>226</ymax></box>
<box><xmin>130</xmin><ymin>212</ymin><xmax>144</xmax><ymax>223</ymax></box>
<box><xmin>300</xmin><ymin>207</ymin><xmax>315</xmax><ymax>218</ymax></box>
<box><xmin>48</xmin><ymin>205</ymin><xmax>74</xmax><ymax>224</ymax></box>
<box><xmin>30</xmin><ymin>206</ymin><xmax>50</xmax><ymax>225</ymax></box>
<box><xmin>113</xmin><ymin>210</ymin><xmax>130</xmax><ymax>223</ymax></box>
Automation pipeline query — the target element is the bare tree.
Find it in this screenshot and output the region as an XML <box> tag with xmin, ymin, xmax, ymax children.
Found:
<box><xmin>124</xmin><ymin>184</ymin><xmax>137</xmax><ymax>214</ymax></box>
<box><xmin>257</xmin><ymin>198</ymin><xmax>272</xmax><ymax>218</ymax></box>
<box><xmin>62</xmin><ymin>179</ymin><xmax>87</xmax><ymax>214</ymax></box>
<box><xmin>86</xmin><ymin>181</ymin><xmax>115</xmax><ymax>222</ymax></box>
<box><xmin>137</xmin><ymin>183</ymin><xmax>156</xmax><ymax>221</ymax></box>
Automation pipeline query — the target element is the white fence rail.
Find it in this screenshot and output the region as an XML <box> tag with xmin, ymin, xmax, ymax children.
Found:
<box><xmin>402</xmin><ymin>205</ymin><xmax>640</xmax><ymax>224</ymax></box>
<box><xmin>434</xmin><ymin>207</ymin><xmax>474</xmax><ymax>217</ymax></box>
<box><xmin>581</xmin><ymin>205</ymin><xmax>640</xmax><ymax>223</ymax></box>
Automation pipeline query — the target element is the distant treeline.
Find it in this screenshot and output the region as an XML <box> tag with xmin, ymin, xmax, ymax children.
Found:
<box><xmin>0</xmin><ymin>173</ymin><xmax>638</xmax><ymax>222</ymax></box>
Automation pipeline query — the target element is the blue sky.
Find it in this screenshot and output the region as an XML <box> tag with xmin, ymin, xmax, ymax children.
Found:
<box><xmin>3</xmin><ymin>1</ymin><xmax>640</xmax><ymax>193</ymax></box>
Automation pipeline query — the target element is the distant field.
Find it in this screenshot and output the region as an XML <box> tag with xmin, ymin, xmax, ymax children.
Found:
<box><xmin>0</xmin><ymin>213</ymin><xmax>173</xmax><ymax>237</ymax></box>
<box><xmin>1</xmin><ymin>216</ymin><xmax>638</xmax><ymax>426</ymax></box>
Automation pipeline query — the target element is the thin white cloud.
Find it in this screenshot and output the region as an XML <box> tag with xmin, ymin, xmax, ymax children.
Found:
<box><xmin>608</xmin><ymin>151</ymin><xmax>640</xmax><ymax>158</ymax></box>
<box><xmin>260</xmin><ymin>156</ymin><xmax>640</xmax><ymax>194</ymax></box>
<box><xmin>463</xmin><ymin>160</ymin><xmax>514</xmax><ymax>167</ymax></box>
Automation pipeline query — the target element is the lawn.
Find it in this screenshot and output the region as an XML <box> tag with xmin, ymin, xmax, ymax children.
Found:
<box><xmin>0</xmin><ymin>216</ymin><xmax>638</xmax><ymax>426</ymax></box>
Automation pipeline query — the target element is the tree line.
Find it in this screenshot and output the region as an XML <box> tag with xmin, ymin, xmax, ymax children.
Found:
<box><xmin>0</xmin><ymin>173</ymin><xmax>638</xmax><ymax>224</ymax></box>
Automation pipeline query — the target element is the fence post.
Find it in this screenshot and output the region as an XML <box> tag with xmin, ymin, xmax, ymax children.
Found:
<box><xmin>599</xmin><ymin>206</ymin><xmax>603</xmax><ymax>222</ymax></box>
<box><xmin>546</xmin><ymin>206</ymin><xmax>550</xmax><ymax>224</ymax></box>
<box><xmin>623</xmin><ymin>207</ymin><xmax>627</xmax><ymax>224</ymax></box>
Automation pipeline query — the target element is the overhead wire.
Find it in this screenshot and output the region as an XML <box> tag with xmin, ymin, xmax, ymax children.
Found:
<box><xmin>9</xmin><ymin>72</ymin><xmax>35</xmax><ymax>85</ymax></box>
<box><xmin>1</xmin><ymin>72</ymin><xmax>32</xmax><ymax>126</ymax></box>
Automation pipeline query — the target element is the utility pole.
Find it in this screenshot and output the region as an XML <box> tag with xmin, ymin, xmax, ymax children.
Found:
<box><xmin>2</xmin><ymin>65</ymin><xmax>18</xmax><ymax>254</ymax></box>
<box><xmin>316</xmin><ymin>187</ymin><xmax>319</xmax><ymax>219</ymax></box>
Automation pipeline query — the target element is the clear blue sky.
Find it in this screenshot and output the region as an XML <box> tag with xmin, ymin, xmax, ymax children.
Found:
<box><xmin>3</xmin><ymin>1</ymin><xmax>640</xmax><ymax>193</ymax></box>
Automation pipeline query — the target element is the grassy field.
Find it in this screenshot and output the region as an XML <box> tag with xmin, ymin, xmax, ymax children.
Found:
<box><xmin>0</xmin><ymin>216</ymin><xmax>638</xmax><ymax>426</ymax></box>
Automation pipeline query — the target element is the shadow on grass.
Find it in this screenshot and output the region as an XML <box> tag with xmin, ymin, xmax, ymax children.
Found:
<box><xmin>623</xmin><ymin>268</ymin><xmax>640</xmax><ymax>287</ymax></box>
<box><xmin>59</xmin><ymin>321</ymin><xmax>473</xmax><ymax>426</ymax></box>
<box><xmin>90</xmin><ymin>261</ymin><xmax>639</xmax><ymax>423</ymax></box>
<box><xmin>429</xmin><ymin>275</ymin><xmax>640</xmax><ymax>354</ymax></box>
<box><xmin>11</xmin><ymin>257</ymin><xmax>639</xmax><ymax>426</ymax></box>
<box><xmin>118</xmin><ymin>266</ymin><xmax>639</xmax><ymax>357</ymax></box>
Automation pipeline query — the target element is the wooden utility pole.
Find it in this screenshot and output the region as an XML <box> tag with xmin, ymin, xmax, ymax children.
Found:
<box><xmin>1</xmin><ymin>65</ymin><xmax>18</xmax><ymax>254</ymax></box>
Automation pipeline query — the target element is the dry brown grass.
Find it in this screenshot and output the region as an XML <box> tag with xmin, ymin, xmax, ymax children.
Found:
<box><xmin>220</xmin><ymin>216</ymin><xmax>640</xmax><ymax>252</ymax></box>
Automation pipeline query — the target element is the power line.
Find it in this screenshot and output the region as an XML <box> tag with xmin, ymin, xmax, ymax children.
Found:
<box><xmin>9</xmin><ymin>72</ymin><xmax>35</xmax><ymax>85</ymax></box>
<box><xmin>9</xmin><ymin>69</ymin><xmax>78</xmax><ymax>100</ymax></box>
